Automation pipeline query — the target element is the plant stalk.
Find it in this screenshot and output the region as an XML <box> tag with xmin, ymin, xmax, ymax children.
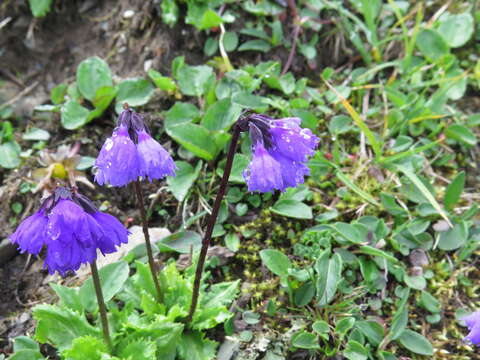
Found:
<box><xmin>91</xmin><ymin>260</ymin><xmax>112</xmax><ymax>350</ymax></box>
<box><xmin>134</xmin><ymin>180</ymin><xmax>163</xmax><ymax>302</ymax></box>
<box><xmin>186</xmin><ymin>125</ymin><xmax>241</xmax><ymax>323</ymax></box>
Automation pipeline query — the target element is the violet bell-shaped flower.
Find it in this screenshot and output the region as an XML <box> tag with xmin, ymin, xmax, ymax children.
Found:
<box><xmin>242</xmin><ymin>114</ymin><xmax>319</xmax><ymax>192</ymax></box>
<box><xmin>9</xmin><ymin>187</ymin><xmax>129</xmax><ymax>276</ymax></box>
<box><xmin>94</xmin><ymin>108</ymin><xmax>176</xmax><ymax>187</ymax></box>
<box><xmin>462</xmin><ymin>311</ymin><xmax>480</xmax><ymax>345</ymax></box>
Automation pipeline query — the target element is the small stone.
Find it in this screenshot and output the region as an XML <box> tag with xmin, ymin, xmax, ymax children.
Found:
<box><xmin>123</xmin><ymin>10</ymin><xmax>135</xmax><ymax>19</ymax></box>
<box><xmin>144</xmin><ymin>59</ymin><xmax>153</xmax><ymax>72</ymax></box>
<box><xmin>409</xmin><ymin>249</ymin><xmax>429</xmax><ymax>267</ymax></box>
<box><xmin>433</xmin><ymin>220</ymin><xmax>450</xmax><ymax>232</ymax></box>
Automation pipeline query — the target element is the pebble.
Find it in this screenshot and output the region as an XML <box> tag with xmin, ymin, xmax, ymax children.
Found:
<box><xmin>123</xmin><ymin>10</ymin><xmax>135</xmax><ymax>19</ymax></box>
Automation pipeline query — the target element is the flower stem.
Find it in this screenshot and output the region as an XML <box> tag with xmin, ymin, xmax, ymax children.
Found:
<box><xmin>134</xmin><ymin>180</ymin><xmax>163</xmax><ymax>303</ymax></box>
<box><xmin>91</xmin><ymin>260</ymin><xmax>112</xmax><ymax>350</ymax></box>
<box><xmin>186</xmin><ymin>125</ymin><xmax>241</xmax><ymax>324</ymax></box>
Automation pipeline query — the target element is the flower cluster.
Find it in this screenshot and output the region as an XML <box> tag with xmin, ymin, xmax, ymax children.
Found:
<box><xmin>95</xmin><ymin>108</ymin><xmax>176</xmax><ymax>187</ymax></box>
<box><xmin>9</xmin><ymin>187</ymin><xmax>129</xmax><ymax>276</ymax></box>
<box><xmin>242</xmin><ymin>114</ymin><xmax>319</xmax><ymax>193</ymax></box>
<box><xmin>463</xmin><ymin>311</ymin><xmax>480</xmax><ymax>345</ymax></box>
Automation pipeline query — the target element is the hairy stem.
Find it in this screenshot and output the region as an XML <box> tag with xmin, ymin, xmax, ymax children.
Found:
<box><xmin>91</xmin><ymin>260</ymin><xmax>112</xmax><ymax>350</ymax></box>
<box><xmin>186</xmin><ymin>125</ymin><xmax>241</xmax><ymax>323</ymax></box>
<box><xmin>134</xmin><ymin>180</ymin><xmax>163</xmax><ymax>302</ymax></box>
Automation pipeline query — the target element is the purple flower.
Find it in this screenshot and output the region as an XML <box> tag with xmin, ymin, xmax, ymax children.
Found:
<box><xmin>10</xmin><ymin>210</ymin><xmax>48</xmax><ymax>255</ymax></box>
<box><xmin>9</xmin><ymin>188</ymin><xmax>129</xmax><ymax>276</ymax></box>
<box><xmin>462</xmin><ymin>311</ymin><xmax>480</xmax><ymax>345</ymax></box>
<box><xmin>137</xmin><ymin>130</ymin><xmax>176</xmax><ymax>181</ymax></box>
<box><xmin>95</xmin><ymin>125</ymin><xmax>140</xmax><ymax>187</ymax></box>
<box><xmin>244</xmin><ymin>142</ymin><xmax>284</xmax><ymax>192</ymax></box>
<box><xmin>243</xmin><ymin>115</ymin><xmax>319</xmax><ymax>192</ymax></box>
<box><xmin>94</xmin><ymin>109</ymin><xmax>176</xmax><ymax>187</ymax></box>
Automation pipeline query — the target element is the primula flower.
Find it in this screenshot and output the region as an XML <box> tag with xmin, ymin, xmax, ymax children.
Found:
<box><xmin>9</xmin><ymin>187</ymin><xmax>128</xmax><ymax>276</ymax></box>
<box><xmin>242</xmin><ymin>114</ymin><xmax>319</xmax><ymax>192</ymax></box>
<box><xmin>462</xmin><ymin>311</ymin><xmax>480</xmax><ymax>345</ymax></box>
<box><xmin>137</xmin><ymin>129</ymin><xmax>176</xmax><ymax>181</ymax></box>
<box><xmin>94</xmin><ymin>108</ymin><xmax>176</xmax><ymax>187</ymax></box>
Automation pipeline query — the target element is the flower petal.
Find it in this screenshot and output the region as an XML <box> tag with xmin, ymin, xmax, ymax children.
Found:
<box><xmin>94</xmin><ymin>125</ymin><xmax>141</xmax><ymax>187</ymax></box>
<box><xmin>137</xmin><ymin>130</ymin><xmax>176</xmax><ymax>181</ymax></box>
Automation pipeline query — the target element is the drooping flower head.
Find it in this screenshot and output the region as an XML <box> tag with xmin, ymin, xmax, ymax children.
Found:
<box><xmin>9</xmin><ymin>187</ymin><xmax>129</xmax><ymax>276</ymax></box>
<box><xmin>94</xmin><ymin>107</ymin><xmax>176</xmax><ymax>187</ymax></box>
<box><xmin>241</xmin><ymin>114</ymin><xmax>319</xmax><ymax>193</ymax></box>
<box><xmin>462</xmin><ymin>311</ymin><xmax>480</xmax><ymax>345</ymax></box>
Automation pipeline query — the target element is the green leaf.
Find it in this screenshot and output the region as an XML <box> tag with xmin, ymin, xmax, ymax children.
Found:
<box><xmin>167</xmin><ymin>123</ymin><xmax>218</xmax><ymax>161</ymax></box>
<box><xmin>158</xmin><ymin>230</ymin><xmax>202</xmax><ymax>253</ymax></box>
<box><xmin>312</xmin><ymin>321</ymin><xmax>330</xmax><ymax>334</ymax></box>
<box><xmin>437</xmin><ymin>13</ymin><xmax>474</xmax><ymax>48</ymax></box>
<box><xmin>223</xmin><ymin>32</ymin><xmax>239</xmax><ymax>52</ymax></box>
<box><xmin>271</xmin><ymin>200</ymin><xmax>312</xmax><ymax>219</ymax></box>
<box><xmin>264</xmin><ymin>72</ymin><xmax>296</xmax><ymax>95</ymax></box>
<box><xmin>61</xmin><ymin>100</ymin><xmax>90</xmax><ymax>130</ymax></box>
<box><xmin>335</xmin><ymin>170</ymin><xmax>380</xmax><ymax>206</ymax></box>
<box><xmin>355</xmin><ymin>320</ymin><xmax>384</xmax><ymax>347</ymax></box>
<box><xmin>79</xmin><ymin>261</ymin><xmax>129</xmax><ymax>312</ymax></box>
<box><xmin>13</xmin><ymin>336</ymin><xmax>40</xmax><ymax>352</ymax></box>
<box><xmin>316</xmin><ymin>252</ymin><xmax>342</xmax><ymax>306</ymax></box>
<box><xmin>50</xmin><ymin>83</ymin><xmax>67</xmax><ymax>104</ymax></box>
<box><xmin>148</xmin><ymin>69</ymin><xmax>177</xmax><ymax>92</ymax></box>
<box><xmin>161</xmin><ymin>0</ymin><xmax>179</xmax><ymax>27</ymax></box>
<box><xmin>332</xmin><ymin>222</ymin><xmax>364</xmax><ymax>244</ymax></box>
<box><xmin>192</xmin><ymin>305</ymin><xmax>233</xmax><ymax>330</ymax></box>
<box><xmin>115</xmin><ymin>78</ymin><xmax>155</xmax><ymax>111</ymax></box>
<box><xmin>0</xmin><ymin>141</ymin><xmax>21</xmax><ymax>169</ymax></box>
<box><xmin>323</xmin><ymin>79</ymin><xmax>382</xmax><ymax>158</ymax></box>
<box><xmin>176</xmin><ymin>65</ymin><xmax>214</xmax><ymax>97</ymax></box>
<box><xmin>438</xmin><ymin>221</ymin><xmax>468</xmax><ymax>251</ymax></box>
<box><xmin>92</xmin><ymin>86</ymin><xmax>117</xmax><ymax>112</ymax></box>
<box><xmin>404</xmin><ymin>274</ymin><xmax>426</xmax><ymax>290</ymax></box>
<box><xmin>358</xmin><ymin>245</ymin><xmax>398</xmax><ymax>263</ymax></box>
<box><xmin>419</xmin><ymin>291</ymin><xmax>441</xmax><ymax>313</ymax></box>
<box><xmin>201</xmin><ymin>98</ymin><xmax>242</xmax><ymax>131</ymax></box>
<box><xmin>238</xmin><ymin>40</ymin><xmax>272</xmax><ymax>53</ymax></box>
<box><xmin>444</xmin><ymin>171</ymin><xmax>465</xmax><ymax>210</ymax></box>
<box><xmin>335</xmin><ymin>317</ymin><xmax>356</xmax><ymax>336</ymax></box>
<box><xmin>165</xmin><ymin>102</ymin><xmax>200</xmax><ymax>130</ymax></box>
<box><xmin>216</xmin><ymin>153</ymin><xmax>249</xmax><ymax>183</ymax></box>
<box><xmin>201</xmin><ymin>280</ymin><xmax>239</xmax><ymax>309</ymax></box>
<box><xmin>225</xmin><ymin>233</ymin><xmax>240</xmax><ymax>252</ymax></box>
<box><xmin>118</xmin><ymin>339</ymin><xmax>157</xmax><ymax>360</ymax></box>
<box><xmin>23</xmin><ymin>128</ymin><xmax>50</xmax><ymax>141</ymax></box>
<box><xmin>199</xmin><ymin>9</ymin><xmax>223</xmax><ymax>30</ymax></box>
<box><xmin>396</xmin><ymin>165</ymin><xmax>451</xmax><ymax>227</ymax></box>
<box><xmin>167</xmin><ymin>161</ymin><xmax>202</xmax><ymax>201</ymax></box>
<box><xmin>33</xmin><ymin>304</ymin><xmax>99</xmax><ymax>351</ymax></box>
<box><xmin>260</xmin><ymin>249</ymin><xmax>292</xmax><ymax>278</ymax></box>
<box><xmin>62</xmin><ymin>336</ymin><xmax>107</xmax><ymax>360</ymax></box>
<box><xmin>398</xmin><ymin>330</ymin><xmax>434</xmax><ymax>356</ymax></box>
<box><xmin>388</xmin><ymin>288</ymin><xmax>410</xmax><ymax>341</ymax></box>
<box><xmin>445</xmin><ymin>124</ymin><xmax>477</xmax><ymax>146</ymax></box>
<box><xmin>28</xmin><ymin>0</ymin><xmax>53</xmax><ymax>17</ymax></box>
<box><xmin>50</xmin><ymin>283</ymin><xmax>83</xmax><ymax>313</ymax></box>
<box><xmin>8</xmin><ymin>350</ymin><xmax>44</xmax><ymax>360</ymax></box>
<box><xmin>122</xmin><ymin>317</ymin><xmax>183</xmax><ymax>358</ymax></box>
<box><xmin>344</xmin><ymin>340</ymin><xmax>368</xmax><ymax>360</ymax></box>
<box><xmin>177</xmin><ymin>331</ymin><xmax>217</xmax><ymax>360</ymax></box>
<box><xmin>294</xmin><ymin>281</ymin><xmax>315</xmax><ymax>306</ymax></box>
<box><xmin>76</xmin><ymin>57</ymin><xmax>113</xmax><ymax>101</ymax></box>
<box><xmin>291</xmin><ymin>332</ymin><xmax>319</xmax><ymax>349</ymax></box>
<box><xmin>231</xmin><ymin>92</ymin><xmax>268</xmax><ymax>108</ymax></box>
<box><xmin>416</xmin><ymin>29</ymin><xmax>450</xmax><ymax>61</ymax></box>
